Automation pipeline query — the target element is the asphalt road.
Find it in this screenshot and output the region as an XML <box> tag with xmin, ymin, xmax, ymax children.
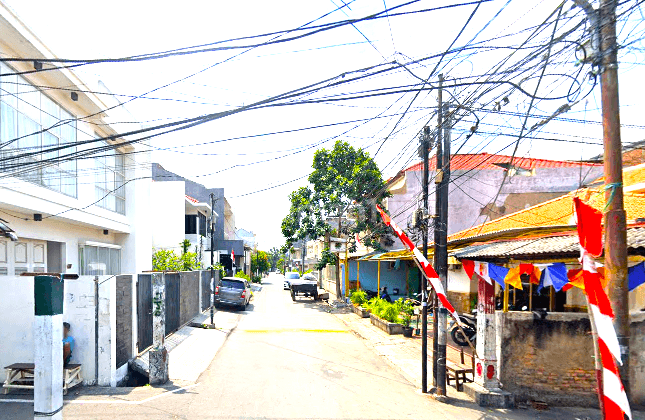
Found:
<box><xmin>2</xmin><ymin>273</ymin><xmax>618</xmax><ymax>419</ymax></box>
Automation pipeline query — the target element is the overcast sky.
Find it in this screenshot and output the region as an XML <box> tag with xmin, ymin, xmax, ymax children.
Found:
<box><xmin>4</xmin><ymin>0</ymin><xmax>644</xmax><ymax>249</ymax></box>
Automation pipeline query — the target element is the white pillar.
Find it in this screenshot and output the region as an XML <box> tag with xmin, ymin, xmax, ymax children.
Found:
<box><xmin>34</xmin><ymin>275</ymin><xmax>64</xmax><ymax>420</ymax></box>
<box><xmin>149</xmin><ymin>273</ymin><xmax>168</xmax><ymax>384</ymax></box>
<box><xmin>475</xmin><ymin>279</ymin><xmax>498</xmax><ymax>389</ymax></box>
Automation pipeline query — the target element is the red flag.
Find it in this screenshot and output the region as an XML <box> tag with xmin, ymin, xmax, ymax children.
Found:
<box><xmin>573</xmin><ymin>197</ymin><xmax>603</xmax><ymax>257</ymax></box>
<box><xmin>462</xmin><ymin>259</ymin><xmax>475</xmax><ymax>280</ymax></box>
<box><xmin>231</xmin><ymin>249</ymin><xmax>235</xmax><ymax>265</ymax></box>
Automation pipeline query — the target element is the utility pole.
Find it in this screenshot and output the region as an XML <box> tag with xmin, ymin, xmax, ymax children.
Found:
<box><xmin>574</xmin><ymin>0</ymin><xmax>629</xmax><ymax>397</ymax></box>
<box><xmin>599</xmin><ymin>0</ymin><xmax>629</xmax><ymax>394</ymax></box>
<box><xmin>420</xmin><ymin>123</ymin><xmax>431</xmax><ymax>394</ymax></box>
<box><xmin>435</xmin><ymin>98</ymin><xmax>451</xmax><ymax>398</ymax></box>
<box><xmin>210</xmin><ymin>193</ymin><xmax>216</xmax><ymax>326</ymax></box>
<box><xmin>432</xmin><ymin>74</ymin><xmax>444</xmax><ymax>392</ymax></box>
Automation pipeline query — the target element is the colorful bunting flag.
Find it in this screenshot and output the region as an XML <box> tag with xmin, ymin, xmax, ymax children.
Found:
<box><xmin>460</xmin><ymin>260</ymin><xmax>507</xmax><ymax>289</ymax></box>
<box><xmin>574</xmin><ymin>196</ymin><xmax>631</xmax><ymax>420</ymax></box>
<box><xmin>540</xmin><ymin>263</ymin><xmax>569</xmax><ymax>292</ymax></box>
<box><xmin>504</xmin><ymin>266</ymin><xmax>524</xmax><ymax>290</ymax></box>
<box><xmin>628</xmin><ymin>262</ymin><xmax>645</xmax><ymax>292</ymax></box>
<box><xmin>488</xmin><ymin>264</ymin><xmax>509</xmax><ymax>289</ymax></box>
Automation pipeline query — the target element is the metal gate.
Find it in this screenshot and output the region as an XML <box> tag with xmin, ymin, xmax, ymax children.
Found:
<box><xmin>165</xmin><ymin>273</ymin><xmax>181</xmax><ymax>335</ymax></box>
<box><xmin>136</xmin><ymin>274</ymin><xmax>153</xmax><ymax>352</ymax></box>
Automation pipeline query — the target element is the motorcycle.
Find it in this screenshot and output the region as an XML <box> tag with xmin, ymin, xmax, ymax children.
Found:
<box><xmin>450</xmin><ymin>311</ymin><xmax>477</xmax><ymax>347</ymax></box>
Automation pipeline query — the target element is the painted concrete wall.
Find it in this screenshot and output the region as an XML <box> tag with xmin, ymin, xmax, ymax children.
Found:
<box><xmin>496</xmin><ymin>311</ymin><xmax>645</xmax><ymax>407</ymax></box>
<box><xmin>0</xmin><ymin>275</ymin><xmax>123</xmax><ymax>386</ymax></box>
<box><xmin>150</xmin><ymin>181</ymin><xmax>186</xmax><ymax>253</ymax></box>
<box><xmin>386</xmin><ymin>165</ymin><xmax>604</xmax><ymax>244</ymax></box>
<box><xmin>348</xmin><ymin>259</ymin><xmax>412</xmax><ymax>299</ymax></box>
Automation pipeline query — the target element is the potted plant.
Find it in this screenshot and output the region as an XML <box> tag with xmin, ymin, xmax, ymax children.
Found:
<box><xmin>400</xmin><ymin>300</ymin><xmax>414</xmax><ymax>337</ymax></box>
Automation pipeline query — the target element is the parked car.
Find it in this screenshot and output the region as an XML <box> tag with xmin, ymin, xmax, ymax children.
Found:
<box><xmin>284</xmin><ymin>272</ymin><xmax>300</xmax><ymax>289</ymax></box>
<box><xmin>214</xmin><ymin>277</ymin><xmax>251</xmax><ymax>310</ymax></box>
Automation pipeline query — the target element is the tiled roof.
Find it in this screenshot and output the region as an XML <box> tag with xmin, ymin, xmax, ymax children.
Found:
<box><xmin>448</xmin><ymin>189</ymin><xmax>645</xmax><ymax>242</ymax></box>
<box><xmin>404</xmin><ymin>153</ymin><xmax>600</xmax><ymax>172</ymax></box>
<box><xmin>452</xmin><ymin>226</ymin><xmax>645</xmax><ymax>260</ymax></box>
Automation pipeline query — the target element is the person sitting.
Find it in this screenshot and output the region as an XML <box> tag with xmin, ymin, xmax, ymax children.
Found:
<box><xmin>63</xmin><ymin>322</ymin><xmax>75</xmax><ymax>367</ymax></box>
<box><xmin>380</xmin><ymin>287</ymin><xmax>392</xmax><ymax>303</ymax></box>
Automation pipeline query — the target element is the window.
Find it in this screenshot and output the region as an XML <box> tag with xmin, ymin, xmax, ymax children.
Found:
<box><xmin>79</xmin><ymin>244</ymin><xmax>121</xmax><ymax>276</ymax></box>
<box><xmin>95</xmin><ymin>143</ymin><xmax>126</xmax><ymax>214</ymax></box>
<box><xmin>185</xmin><ymin>215</ymin><xmax>197</xmax><ymax>234</ymax></box>
<box><xmin>198</xmin><ymin>212</ymin><xmax>207</xmax><ymax>237</ymax></box>
<box><xmin>0</xmin><ymin>239</ymin><xmax>47</xmax><ymax>276</ymax></box>
<box><xmin>0</xmin><ymin>63</ymin><xmax>77</xmax><ymax>197</ymax></box>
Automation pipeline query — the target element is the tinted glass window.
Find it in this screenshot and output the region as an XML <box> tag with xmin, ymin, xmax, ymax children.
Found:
<box><xmin>286</xmin><ymin>273</ymin><xmax>300</xmax><ymax>279</ymax></box>
<box><xmin>221</xmin><ymin>279</ymin><xmax>244</xmax><ymax>289</ymax></box>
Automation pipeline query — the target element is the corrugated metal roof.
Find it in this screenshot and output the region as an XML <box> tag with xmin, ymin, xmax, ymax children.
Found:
<box><xmin>452</xmin><ymin>226</ymin><xmax>645</xmax><ymax>260</ymax></box>
<box><xmin>404</xmin><ymin>153</ymin><xmax>600</xmax><ymax>172</ymax></box>
<box><xmin>448</xmin><ymin>190</ymin><xmax>645</xmax><ymax>243</ymax></box>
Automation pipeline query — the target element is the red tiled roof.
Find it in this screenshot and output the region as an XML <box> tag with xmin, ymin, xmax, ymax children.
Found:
<box><xmin>404</xmin><ymin>153</ymin><xmax>601</xmax><ymax>172</ymax></box>
<box><xmin>185</xmin><ymin>195</ymin><xmax>199</xmax><ymax>204</ymax></box>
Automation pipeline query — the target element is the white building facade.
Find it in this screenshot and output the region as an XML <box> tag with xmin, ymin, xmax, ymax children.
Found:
<box><xmin>0</xmin><ymin>4</ymin><xmax>152</xmax><ymax>277</ymax></box>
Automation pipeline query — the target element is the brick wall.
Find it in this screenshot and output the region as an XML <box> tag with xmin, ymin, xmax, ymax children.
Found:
<box><xmin>447</xmin><ymin>291</ymin><xmax>475</xmax><ymax>313</ymax></box>
<box><xmin>115</xmin><ymin>275</ymin><xmax>133</xmax><ymax>369</ymax></box>
<box><xmin>496</xmin><ymin>312</ymin><xmax>597</xmax><ymax>406</ymax></box>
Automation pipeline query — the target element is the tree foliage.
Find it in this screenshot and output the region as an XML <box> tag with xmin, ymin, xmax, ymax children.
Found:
<box><xmin>251</xmin><ymin>251</ymin><xmax>270</xmax><ymax>274</ymax></box>
<box><xmin>152</xmin><ymin>241</ymin><xmax>202</xmax><ymax>271</ymax></box>
<box><xmin>281</xmin><ymin>140</ymin><xmax>393</xmax><ymax>262</ymax></box>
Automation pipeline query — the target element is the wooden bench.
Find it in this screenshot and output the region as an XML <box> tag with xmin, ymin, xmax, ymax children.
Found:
<box><xmin>445</xmin><ymin>347</ymin><xmax>474</xmax><ymax>392</ymax></box>
<box><xmin>3</xmin><ymin>363</ymin><xmax>82</xmax><ymax>395</ymax></box>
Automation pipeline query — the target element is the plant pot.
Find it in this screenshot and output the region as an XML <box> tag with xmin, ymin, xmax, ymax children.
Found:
<box><xmin>402</xmin><ymin>326</ymin><xmax>413</xmax><ymax>337</ymax></box>
<box><xmin>369</xmin><ymin>313</ymin><xmax>403</xmax><ymax>335</ymax></box>
<box><xmin>352</xmin><ymin>304</ymin><xmax>370</xmax><ymax>318</ymax></box>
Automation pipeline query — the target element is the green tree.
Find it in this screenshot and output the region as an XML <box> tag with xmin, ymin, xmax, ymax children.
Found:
<box><xmin>251</xmin><ymin>251</ymin><xmax>270</xmax><ymax>274</ymax></box>
<box><xmin>281</xmin><ymin>140</ymin><xmax>392</xmax><ymax>299</ymax></box>
<box><xmin>268</xmin><ymin>247</ymin><xmax>282</xmax><ymax>271</ymax></box>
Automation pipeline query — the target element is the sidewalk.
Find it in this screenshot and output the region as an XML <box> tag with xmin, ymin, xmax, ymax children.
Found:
<box><xmin>331</xmin><ymin>304</ymin><xmax>645</xmax><ymax>420</ymax></box>
<box><xmin>132</xmin><ymin>309</ymin><xmax>240</xmax><ymax>383</ymax></box>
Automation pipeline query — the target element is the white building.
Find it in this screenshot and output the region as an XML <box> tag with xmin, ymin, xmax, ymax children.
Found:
<box><xmin>150</xmin><ymin>181</ymin><xmax>216</xmax><ymax>266</ymax></box>
<box><xmin>0</xmin><ymin>2</ymin><xmax>152</xmax><ymax>387</ymax></box>
<box><xmin>0</xmin><ymin>3</ymin><xmax>152</xmax><ymax>278</ymax></box>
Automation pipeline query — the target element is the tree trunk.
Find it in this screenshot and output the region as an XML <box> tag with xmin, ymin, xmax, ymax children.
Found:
<box><xmin>335</xmin><ymin>210</ymin><xmax>342</xmax><ymax>300</ymax></box>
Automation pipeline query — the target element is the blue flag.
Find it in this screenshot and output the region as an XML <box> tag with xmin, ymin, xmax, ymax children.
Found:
<box><xmin>544</xmin><ymin>263</ymin><xmax>569</xmax><ymax>292</ymax></box>
<box><xmin>628</xmin><ymin>262</ymin><xmax>645</xmax><ymax>292</ymax></box>
<box><xmin>488</xmin><ymin>264</ymin><xmax>509</xmax><ymax>290</ymax></box>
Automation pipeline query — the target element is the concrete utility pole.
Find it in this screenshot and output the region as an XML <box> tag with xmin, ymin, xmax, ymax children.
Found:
<box><xmin>149</xmin><ymin>273</ymin><xmax>168</xmax><ymax>384</ymax></box>
<box><xmin>435</xmin><ymin>99</ymin><xmax>451</xmax><ymax>398</ymax></box>
<box><xmin>599</xmin><ymin>0</ymin><xmax>629</xmax><ymax>394</ymax></box>
<box><xmin>34</xmin><ymin>275</ymin><xmax>65</xmax><ymax>420</ymax></box>
<box><xmin>431</xmin><ymin>74</ymin><xmax>444</xmax><ymax>392</ymax></box>
<box><xmin>420</xmin><ymin>122</ymin><xmax>431</xmax><ymax>394</ymax></box>
<box><xmin>210</xmin><ymin>193</ymin><xmax>216</xmax><ymax>326</ymax></box>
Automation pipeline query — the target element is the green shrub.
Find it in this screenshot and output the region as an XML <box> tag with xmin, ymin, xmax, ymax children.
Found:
<box><xmin>152</xmin><ymin>249</ymin><xmax>181</xmax><ymax>271</ymax></box>
<box><xmin>234</xmin><ymin>271</ymin><xmax>251</xmax><ymax>281</ymax></box>
<box><xmin>381</xmin><ymin>304</ymin><xmax>400</xmax><ymax>323</ymax></box>
<box><xmin>349</xmin><ymin>289</ymin><xmax>367</xmax><ymax>307</ymax></box>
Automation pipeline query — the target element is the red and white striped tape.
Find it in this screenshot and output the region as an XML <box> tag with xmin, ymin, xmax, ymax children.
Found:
<box><xmin>575</xmin><ymin>197</ymin><xmax>631</xmax><ymax>420</ymax></box>
<box><xmin>376</xmin><ymin>205</ymin><xmax>460</xmax><ymax>323</ymax></box>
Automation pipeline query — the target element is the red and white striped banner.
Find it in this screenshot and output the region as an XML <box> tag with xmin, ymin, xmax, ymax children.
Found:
<box><xmin>574</xmin><ymin>197</ymin><xmax>631</xmax><ymax>420</ymax></box>
<box><xmin>376</xmin><ymin>205</ymin><xmax>460</xmax><ymax>323</ymax></box>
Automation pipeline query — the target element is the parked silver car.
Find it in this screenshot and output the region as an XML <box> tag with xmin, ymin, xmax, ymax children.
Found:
<box><xmin>284</xmin><ymin>272</ymin><xmax>300</xmax><ymax>289</ymax></box>
<box><xmin>214</xmin><ymin>277</ymin><xmax>251</xmax><ymax>310</ymax></box>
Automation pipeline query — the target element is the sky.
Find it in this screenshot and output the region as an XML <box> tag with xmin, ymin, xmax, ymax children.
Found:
<box><xmin>3</xmin><ymin>0</ymin><xmax>644</xmax><ymax>250</ymax></box>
